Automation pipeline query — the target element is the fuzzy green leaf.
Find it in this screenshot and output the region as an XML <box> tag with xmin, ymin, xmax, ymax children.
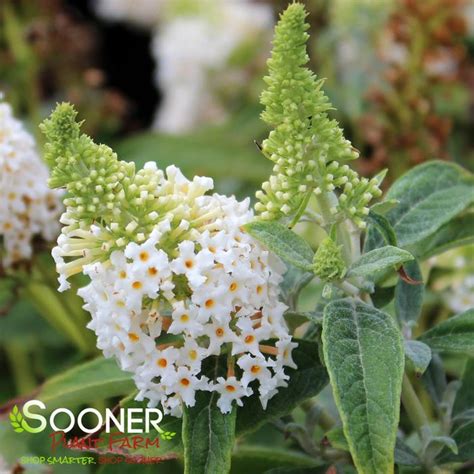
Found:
<box><xmin>322</xmin><ymin>299</ymin><xmax>404</xmax><ymax>474</ymax></box>
<box><xmin>33</xmin><ymin>357</ymin><xmax>135</xmax><ymax>412</ymax></box>
<box><xmin>232</xmin><ymin>446</ymin><xmax>320</xmax><ymax>473</ymax></box>
<box><xmin>371</xmin><ymin>286</ymin><xmax>395</xmax><ymax>309</ymax></box>
<box><xmin>347</xmin><ymin>246</ymin><xmax>413</xmax><ymax>279</ymax></box>
<box><xmin>420</xmin><ymin>309</ymin><xmax>474</xmax><ymax>354</ymax></box>
<box><xmin>326</xmin><ymin>426</ymin><xmax>421</xmax><ymax>466</ymax></box>
<box><xmin>366</xmin><ymin>161</ymin><xmax>474</xmax><ymax>250</ymax></box>
<box><xmin>421</xmin><ymin>354</ymin><xmax>447</xmax><ymax>406</ymax></box>
<box><xmin>407</xmin><ymin>212</ymin><xmax>474</xmax><ymax>259</ymax></box>
<box><xmin>279</xmin><ymin>264</ymin><xmax>314</xmax><ymax>309</ymax></box>
<box><xmin>370</xmin><ymin>200</ymin><xmax>399</xmax><ymax>215</ymax></box>
<box><xmin>404</xmin><ymin>340</ymin><xmax>432</xmax><ymax>376</ymax></box>
<box><xmin>182</xmin><ymin>391</ymin><xmax>236</xmax><ymax>474</ymax></box>
<box><xmin>236</xmin><ymin>340</ymin><xmax>328</xmax><ymax>435</ymax></box>
<box><xmin>453</xmin><ymin>358</ymin><xmax>474</xmax><ymax>418</ymax></box>
<box><xmin>243</xmin><ymin>221</ymin><xmax>314</xmax><ymax>271</ymax></box>
<box><xmin>365</xmin><ymin>211</ymin><xmax>398</xmax><ymax>248</ymax></box>
<box><xmin>436</xmin><ymin>420</ymin><xmax>474</xmax><ymax>464</ymax></box>
<box><xmin>394</xmin><ymin>260</ymin><xmax>424</xmax><ymax>324</ymax></box>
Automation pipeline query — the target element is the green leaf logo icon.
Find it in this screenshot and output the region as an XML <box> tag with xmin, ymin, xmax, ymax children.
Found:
<box><xmin>161</xmin><ymin>431</ymin><xmax>176</xmax><ymax>441</ymax></box>
<box><xmin>156</xmin><ymin>425</ymin><xmax>177</xmax><ymax>441</ymax></box>
<box><xmin>9</xmin><ymin>405</ymin><xmax>25</xmax><ymax>433</ymax></box>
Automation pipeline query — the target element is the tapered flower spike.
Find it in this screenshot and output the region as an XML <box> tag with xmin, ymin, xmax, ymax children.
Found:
<box><xmin>255</xmin><ymin>3</ymin><xmax>382</xmax><ymax>228</ymax></box>
<box><xmin>40</xmin><ymin>103</ymin><xmax>135</xmax><ymax>228</ymax></box>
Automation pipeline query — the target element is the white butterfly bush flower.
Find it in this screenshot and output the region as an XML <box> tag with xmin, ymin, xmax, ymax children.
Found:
<box><xmin>43</xmin><ymin>104</ymin><xmax>296</xmax><ymax>417</ymax></box>
<box><xmin>77</xmin><ymin>170</ymin><xmax>292</xmax><ymax>416</ymax></box>
<box><xmin>152</xmin><ymin>0</ymin><xmax>273</xmax><ymax>133</ymax></box>
<box><xmin>0</xmin><ymin>101</ymin><xmax>62</xmax><ymax>267</ymax></box>
<box><xmin>95</xmin><ymin>0</ymin><xmax>273</xmax><ymax>133</ymax></box>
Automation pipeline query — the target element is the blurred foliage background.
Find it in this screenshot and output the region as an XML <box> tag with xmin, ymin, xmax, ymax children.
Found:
<box><xmin>0</xmin><ymin>0</ymin><xmax>473</xmax><ymax>472</ymax></box>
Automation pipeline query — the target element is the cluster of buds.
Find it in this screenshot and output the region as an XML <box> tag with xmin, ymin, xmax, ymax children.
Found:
<box><xmin>0</xmin><ymin>100</ymin><xmax>62</xmax><ymax>267</ymax></box>
<box><xmin>313</xmin><ymin>237</ymin><xmax>346</xmax><ymax>282</ymax></box>
<box><xmin>359</xmin><ymin>0</ymin><xmax>471</xmax><ymax>175</ymax></box>
<box><xmin>254</xmin><ymin>3</ymin><xmax>381</xmax><ymax>229</ymax></box>
<box><xmin>43</xmin><ymin>104</ymin><xmax>297</xmax><ymax>416</ymax></box>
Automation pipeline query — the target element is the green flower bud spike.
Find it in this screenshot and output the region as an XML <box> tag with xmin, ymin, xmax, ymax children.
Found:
<box><xmin>40</xmin><ymin>103</ymin><xmax>216</xmax><ymax>287</ymax></box>
<box><xmin>254</xmin><ymin>3</ymin><xmax>382</xmax><ymax>228</ymax></box>
<box><xmin>313</xmin><ymin>237</ymin><xmax>346</xmax><ymax>282</ymax></box>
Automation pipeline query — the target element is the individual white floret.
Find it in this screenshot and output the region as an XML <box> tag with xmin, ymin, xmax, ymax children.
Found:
<box><xmin>213</xmin><ymin>376</ymin><xmax>253</xmax><ymax>414</ymax></box>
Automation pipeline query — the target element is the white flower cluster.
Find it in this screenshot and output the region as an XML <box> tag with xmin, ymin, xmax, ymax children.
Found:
<box><xmin>95</xmin><ymin>0</ymin><xmax>273</xmax><ymax>133</ymax></box>
<box><xmin>445</xmin><ymin>275</ymin><xmax>474</xmax><ymax>313</ymax></box>
<box><xmin>151</xmin><ymin>0</ymin><xmax>273</xmax><ymax>133</ymax></box>
<box><xmin>69</xmin><ymin>164</ymin><xmax>295</xmax><ymax>416</ymax></box>
<box><xmin>0</xmin><ymin>102</ymin><xmax>62</xmax><ymax>266</ymax></box>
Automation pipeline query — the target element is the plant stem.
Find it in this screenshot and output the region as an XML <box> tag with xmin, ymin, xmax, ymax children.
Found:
<box><xmin>23</xmin><ymin>282</ymin><xmax>92</xmax><ymax>354</ymax></box>
<box><xmin>4</xmin><ymin>342</ymin><xmax>36</xmax><ymax>394</ymax></box>
<box><xmin>301</xmin><ymin>399</ymin><xmax>336</xmax><ymax>431</ymax></box>
<box><xmin>401</xmin><ymin>374</ymin><xmax>431</xmax><ymax>442</ymax></box>
<box><xmin>335</xmin><ymin>281</ymin><xmax>360</xmax><ymax>297</ymax></box>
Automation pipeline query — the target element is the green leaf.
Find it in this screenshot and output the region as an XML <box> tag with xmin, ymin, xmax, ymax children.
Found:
<box><xmin>365</xmin><ymin>211</ymin><xmax>398</xmax><ymax>248</ymax></box>
<box><xmin>347</xmin><ymin>246</ymin><xmax>413</xmax><ymax>279</ymax></box>
<box><xmin>436</xmin><ymin>420</ymin><xmax>474</xmax><ymax>464</ymax></box>
<box><xmin>394</xmin><ymin>438</ymin><xmax>421</xmax><ymax>466</ymax></box>
<box><xmin>394</xmin><ymin>260</ymin><xmax>424</xmax><ymax>325</ymax></box>
<box><xmin>182</xmin><ymin>391</ymin><xmax>236</xmax><ymax>474</ymax></box>
<box><xmin>243</xmin><ymin>221</ymin><xmax>314</xmax><ymax>271</ymax></box>
<box><xmin>326</xmin><ymin>426</ymin><xmax>349</xmax><ymax>451</ymax></box>
<box><xmin>366</xmin><ymin>161</ymin><xmax>474</xmax><ymax>250</ymax></box>
<box><xmin>424</xmin><ymin>435</ymin><xmax>458</xmax><ymax>461</ymax></box>
<box><xmin>279</xmin><ymin>264</ymin><xmax>314</xmax><ymax>310</ymax></box>
<box><xmin>322</xmin><ymin>299</ymin><xmax>404</xmax><ymax>474</ymax></box>
<box><xmin>404</xmin><ymin>341</ymin><xmax>432</xmax><ymax>376</ymax></box>
<box><xmin>407</xmin><ymin>212</ymin><xmax>474</xmax><ymax>259</ymax></box>
<box><xmin>326</xmin><ymin>426</ymin><xmax>421</xmax><ymax>466</ymax></box>
<box><xmin>420</xmin><ymin>309</ymin><xmax>474</xmax><ymax>354</ymax></box>
<box><xmin>422</xmin><ymin>354</ymin><xmax>447</xmax><ymax>406</ymax></box>
<box><xmin>370</xmin><ymin>199</ymin><xmax>399</xmax><ymax>215</ymax></box>
<box><xmin>34</xmin><ymin>357</ymin><xmax>135</xmax><ymax>411</ymax></box>
<box><xmin>453</xmin><ymin>358</ymin><xmax>474</xmax><ymax>418</ymax></box>
<box><xmin>284</xmin><ymin>311</ymin><xmax>321</xmax><ymax>333</ymax></box>
<box><xmin>231</xmin><ymin>446</ymin><xmax>320</xmax><ymax>473</ymax></box>
<box><xmin>371</xmin><ymin>286</ymin><xmax>395</xmax><ymax>309</ymax></box>
<box><xmin>236</xmin><ymin>340</ymin><xmax>328</xmax><ymax>435</ymax></box>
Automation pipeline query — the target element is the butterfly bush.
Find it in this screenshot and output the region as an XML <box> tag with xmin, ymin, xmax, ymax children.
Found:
<box><xmin>0</xmin><ymin>101</ymin><xmax>62</xmax><ymax>267</ymax></box>
<box><xmin>95</xmin><ymin>0</ymin><xmax>273</xmax><ymax>133</ymax></box>
<box><xmin>254</xmin><ymin>4</ymin><xmax>382</xmax><ymax>228</ymax></box>
<box><xmin>151</xmin><ymin>0</ymin><xmax>273</xmax><ymax>133</ymax></box>
<box><xmin>41</xmin><ymin>105</ymin><xmax>296</xmax><ymax>416</ymax></box>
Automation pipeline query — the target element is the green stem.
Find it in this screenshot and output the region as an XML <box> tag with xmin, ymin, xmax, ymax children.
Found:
<box><xmin>4</xmin><ymin>341</ymin><xmax>36</xmax><ymax>394</ymax></box>
<box><xmin>401</xmin><ymin>374</ymin><xmax>431</xmax><ymax>442</ymax></box>
<box><xmin>301</xmin><ymin>399</ymin><xmax>336</xmax><ymax>431</ymax></box>
<box><xmin>335</xmin><ymin>281</ymin><xmax>360</xmax><ymax>297</ymax></box>
<box><xmin>315</xmin><ymin>190</ymin><xmax>354</xmax><ymax>266</ymax></box>
<box><xmin>33</xmin><ymin>257</ymin><xmax>91</xmax><ymax>328</ymax></box>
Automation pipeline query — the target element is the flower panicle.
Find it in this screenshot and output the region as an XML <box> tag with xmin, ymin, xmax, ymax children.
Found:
<box><xmin>40</xmin><ymin>102</ymin><xmax>135</xmax><ymax>225</ymax></box>
<box><xmin>255</xmin><ymin>3</ymin><xmax>382</xmax><ymax>228</ymax></box>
